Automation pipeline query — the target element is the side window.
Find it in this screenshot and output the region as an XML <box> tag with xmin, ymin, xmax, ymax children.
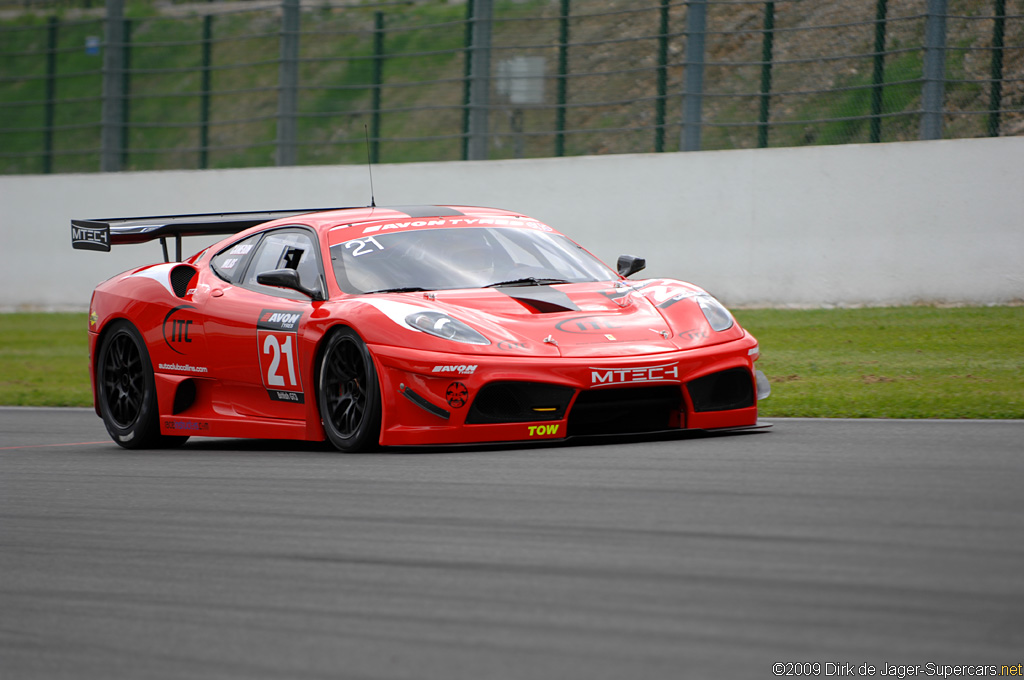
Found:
<box><xmin>242</xmin><ymin>229</ymin><xmax>323</xmax><ymax>298</ymax></box>
<box><xmin>211</xmin><ymin>233</ymin><xmax>262</xmax><ymax>284</ymax></box>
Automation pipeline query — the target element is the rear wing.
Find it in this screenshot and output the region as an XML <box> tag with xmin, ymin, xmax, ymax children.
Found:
<box><xmin>70</xmin><ymin>208</ymin><xmax>345</xmax><ymax>262</ymax></box>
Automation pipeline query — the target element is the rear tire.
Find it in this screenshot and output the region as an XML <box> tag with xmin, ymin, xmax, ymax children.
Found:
<box><xmin>318</xmin><ymin>327</ymin><xmax>382</xmax><ymax>452</ymax></box>
<box><xmin>96</xmin><ymin>321</ymin><xmax>188</xmax><ymax>449</ymax></box>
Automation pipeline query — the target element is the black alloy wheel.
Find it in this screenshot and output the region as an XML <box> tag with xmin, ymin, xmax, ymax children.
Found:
<box><xmin>318</xmin><ymin>327</ymin><xmax>382</xmax><ymax>452</ymax></box>
<box><xmin>102</xmin><ymin>329</ymin><xmax>144</xmax><ymax>429</ymax></box>
<box><xmin>96</xmin><ymin>321</ymin><xmax>188</xmax><ymax>449</ymax></box>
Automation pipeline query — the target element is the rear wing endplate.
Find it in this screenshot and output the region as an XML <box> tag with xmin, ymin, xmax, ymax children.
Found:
<box><xmin>70</xmin><ymin>208</ymin><xmax>345</xmax><ymax>262</ymax></box>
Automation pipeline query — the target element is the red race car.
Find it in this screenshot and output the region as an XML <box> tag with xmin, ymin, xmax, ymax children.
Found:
<box><xmin>72</xmin><ymin>205</ymin><xmax>770</xmax><ymax>451</ymax></box>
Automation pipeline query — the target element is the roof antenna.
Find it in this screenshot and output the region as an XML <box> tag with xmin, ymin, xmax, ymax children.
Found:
<box><xmin>364</xmin><ymin>124</ymin><xmax>376</xmax><ymax>208</ymax></box>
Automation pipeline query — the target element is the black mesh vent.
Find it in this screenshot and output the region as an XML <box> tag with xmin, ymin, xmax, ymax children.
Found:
<box><xmin>687</xmin><ymin>367</ymin><xmax>755</xmax><ymax>412</ymax></box>
<box><xmin>170</xmin><ymin>265</ymin><xmax>197</xmax><ymax>298</ymax></box>
<box><xmin>568</xmin><ymin>385</ymin><xmax>682</xmax><ymax>436</ymax></box>
<box><xmin>466</xmin><ymin>382</ymin><xmax>574</xmax><ymax>424</ymax></box>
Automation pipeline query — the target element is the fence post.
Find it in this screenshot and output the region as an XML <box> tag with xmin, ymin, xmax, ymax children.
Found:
<box><xmin>466</xmin><ymin>0</ymin><xmax>493</xmax><ymax>161</ymax></box>
<box><xmin>43</xmin><ymin>16</ymin><xmax>57</xmax><ymax>174</ymax></box>
<box><xmin>461</xmin><ymin>0</ymin><xmax>473</xmax><ymax>160</ymax></box>
<box><xmin>370</xmin><ymin>11</ymin><xmax>384</xmax><ymax>164</ymax></box>
<box><xmin>987</xmin><ymin>0</ymin><xmax>1006</xmax><ymax>136</ymax></box>
<box><xmin>121</xmin><ymin>18</ymin><xmax>132</xmax><ymax>169</ymax></box>
<box><xmin>100</xmin><ymin>0</ymin><xmax>125</xmax><ymax>172</ymax></box>
<box><xmin>200</xmin><ymin>13</ymin><xmax>213</xmax><ymax>169</ymax></box>
<box><xmin>276</xmin><ymin>0</ymin><xmax>300</xmax><ymax>166</ymax></box>
<box><xmin>655</xmin><ymin>0</ymin><xmax>668</xmax><ymax>152</ymax></box>
<box><xmin>555</xmin><ymin>0</ymin><xmax>570</xmax><ymax>157</ymax></box>
<box><xmin>920</xmin><ymin>0</ymin><xmax>947</xmax><ymax>140</ymax></box>
<box><xmin>870</xmin><ymin>0</ymin><xmax>888</xmax><ymax>143</ymax></box>
<box><xmin>757</xmin><ymin>1</ymin><xmax>775</xmax><ymax>148</ymax></box>
<box><xmin>680</xmin><ymin>0</ymin><xmax>707</xmax><ymax>152</ymax></box>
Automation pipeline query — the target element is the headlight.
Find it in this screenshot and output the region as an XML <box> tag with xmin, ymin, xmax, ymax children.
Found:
<box><xmin>405</xmin><ymin>311</ymin><xmax>490</xmax><ymax>345</ymax></box>
<box><xmin>696</xmin><ymin>294</ymin><xmax>735</xmax><ymax>332</ymax></box>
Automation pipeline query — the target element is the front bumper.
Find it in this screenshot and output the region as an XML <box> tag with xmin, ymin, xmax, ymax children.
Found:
<box><xmin>370</xmin><ymin>334</ymin><xmax>766</xmax><ymax>447</ymax></box>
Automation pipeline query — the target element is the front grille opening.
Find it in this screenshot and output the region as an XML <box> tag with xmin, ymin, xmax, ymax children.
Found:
<box><xmin>568</xmin><ymin>385</ymin><xmax>683</xmax><ymax>436</ymax></box>
<box><xmin>687</xmin><ymin>367</ymin><xmax>755</xmax><ymax>412</ymax></box>
<box><xmin>466</xmin><ymin>382</ymin><xmax>575</xmax><ymax>424</ymax></box>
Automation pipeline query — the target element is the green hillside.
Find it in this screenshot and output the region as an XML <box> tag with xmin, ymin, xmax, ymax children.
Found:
<box><xmin>1</xmin><ymin>0</ymin><xmax>1021</xmax><ymax>174</ymax></box>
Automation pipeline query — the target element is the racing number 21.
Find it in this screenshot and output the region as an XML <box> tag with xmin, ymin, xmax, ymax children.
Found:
<box><xmin>261</xmin><ymin>332</ymin><xmax>300</xmax><ymax>390</ymax></box>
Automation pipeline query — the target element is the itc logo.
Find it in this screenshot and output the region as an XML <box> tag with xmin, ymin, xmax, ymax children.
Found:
<box><xmin>162</xmin><ymin>304</ymin><xmax>198</xmax><ymax>355</ymax></box>
<box><xmin>169</xmin><ymin>319</ymin><xmax>193</xmax><ymax>343</ymax></box>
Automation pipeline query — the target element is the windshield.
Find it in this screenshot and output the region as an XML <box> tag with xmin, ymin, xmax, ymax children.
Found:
<box><xmin>331</xmin><ymin>227</ymin><xmax>616</xmax><ymax>295</ymax></box>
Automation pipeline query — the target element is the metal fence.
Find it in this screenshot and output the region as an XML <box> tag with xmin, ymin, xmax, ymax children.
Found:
<box><xmin>1</xmin><ymin>0</ymin><xmax>1021</xmax><ymax>174</ymax></box>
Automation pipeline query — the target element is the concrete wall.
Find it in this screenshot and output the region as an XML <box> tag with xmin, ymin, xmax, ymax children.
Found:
<box><xmin>2</xmin><ymin>136</ymin><xmax>1021</xmax><ymax>310</ymax></box>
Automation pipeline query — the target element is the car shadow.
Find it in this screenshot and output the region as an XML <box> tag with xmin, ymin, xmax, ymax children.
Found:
<box><xmin>163</xmin><ymin>424</ymin><xmax>770</xmax><ymax>456</ymax></box>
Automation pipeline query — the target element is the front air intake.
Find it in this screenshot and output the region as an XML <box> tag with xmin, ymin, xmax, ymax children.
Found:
<box><xmin>686</xmin><ymin>368</ymin><xmax>755</xmax><ymax>412</ymax></box>
<box><xmin>466</xmin><ymin>382</ymin><xmax>574</xmax><ymax>424</ymax></box>
<box><xmin>567</xmin><ymin>385</ymin><xmax>682</xmax><ymax>436</ymax></box>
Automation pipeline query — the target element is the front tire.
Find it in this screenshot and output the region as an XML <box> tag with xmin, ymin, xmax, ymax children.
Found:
<box><xmin>96</xmin><ymin>321</ymin><xmax>188</xmax><ymax>449</ymax></box>
<box><xmin>318</xmin><ymin>327</ymin><xmax>382</xmax><ymax>452</ymax></box>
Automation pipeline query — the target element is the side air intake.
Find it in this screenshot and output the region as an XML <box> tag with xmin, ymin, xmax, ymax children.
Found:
<box><xmin>170</xmin><ymin>265</ymin><xmax>198</xmax><ymax>298</ymax></box>
<box><xmin>173</xmin><ymin>379</ymin><xmax>197</xmax><ymax>414</ymax></box>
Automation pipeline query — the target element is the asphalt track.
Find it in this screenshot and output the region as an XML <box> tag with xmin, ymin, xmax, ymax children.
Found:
<box><xmin>1</xmin><ymin>408</ymin><xmax>1022</xmax><ymax>680</ymax></box>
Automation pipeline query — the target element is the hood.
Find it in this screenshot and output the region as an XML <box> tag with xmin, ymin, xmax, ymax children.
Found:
<box><xmin>404</xmin><ymin>279</ymin><xmax>744</xmax><ymax>358</ymax></box>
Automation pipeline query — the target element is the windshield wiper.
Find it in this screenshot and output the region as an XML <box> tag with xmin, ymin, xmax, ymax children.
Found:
<box><xmin>484</xmin><ymin>277</ymin><xmax>571</xmax><ymax>288</ymax></box>
<box><xmin>367</xmin><ymin>286</ymin><xmax>431</xmax><ymax>294</ymax></box>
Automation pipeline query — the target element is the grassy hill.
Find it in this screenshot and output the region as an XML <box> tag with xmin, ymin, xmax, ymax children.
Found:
<box><xmin>1</xmin><ymin>0</ymin><xmax>1021</xmax><ymax>174</ymax></box>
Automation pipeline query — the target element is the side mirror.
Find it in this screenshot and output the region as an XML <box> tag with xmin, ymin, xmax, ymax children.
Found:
<box><xmin>616</xmin><ymin>255</ymin><xmax>646</xmax><ymax>278</ymax></box>
<box><xmin>256</xmin><ymin>268</ymin><xmax>324</xmax><ymax>301</ymax></box>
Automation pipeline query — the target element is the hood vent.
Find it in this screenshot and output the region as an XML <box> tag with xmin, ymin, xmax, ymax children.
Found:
<box><xmin>499</xmin><ymin>286</ymin><xmax>580</xmax><ymax>314</ymax></box>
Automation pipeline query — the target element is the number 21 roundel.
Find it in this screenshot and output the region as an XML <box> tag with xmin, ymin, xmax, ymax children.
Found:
<box><xmin>257</xmin><ymin>310</ymin><xmax>304</xmax><ymax>403</ymax></box>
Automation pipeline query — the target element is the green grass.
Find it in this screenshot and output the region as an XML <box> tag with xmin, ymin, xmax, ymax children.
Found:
<box><xmin>2</xmin><ymin>307</ymin><xmax>1022</xmax><ymax>417</ymax></box>
<box><xmin>733</xmin><ymin>306</ymin><xmax>1024</xmax><ymax>419</ymax></box>
<box><xmin>0</xmin><ymin>313</ymin><xmax>92</xmax><ymax>406</ymax></box>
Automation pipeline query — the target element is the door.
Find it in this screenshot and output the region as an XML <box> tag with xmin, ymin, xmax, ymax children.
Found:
<box><xmin>201</xmin><ymin>227</ymin><xmax>326</xmax><ymax>420</ymax></box>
